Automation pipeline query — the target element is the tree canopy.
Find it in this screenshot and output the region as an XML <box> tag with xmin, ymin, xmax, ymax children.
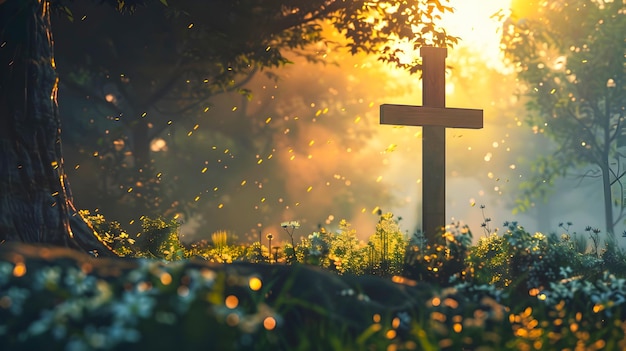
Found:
<box><xmin>0</xmin><ymin>0</ymin><xmax>458</xmax><ymax>253</ymax></box>
<box><xmin>503</xmin><ymin>0</ymin><xmax>625</xmax><ymax>234</ymax></box>
<box><xmin>51</xmin><ymin>0</ymin><xmax>459</xmax><ymax>235</ymax></box>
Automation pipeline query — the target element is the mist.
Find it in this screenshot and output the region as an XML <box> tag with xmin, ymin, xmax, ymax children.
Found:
<box><xmin>58</xmin><ymin>0</ymin><xmax>617</xmax><ymax>246</ymax></box>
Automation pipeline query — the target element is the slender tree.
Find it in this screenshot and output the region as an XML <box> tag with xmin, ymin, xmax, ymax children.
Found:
<box><xmin>503</xmin><ymin>0</ymin><xmax>625</xmax><ymax>235</ymax></box>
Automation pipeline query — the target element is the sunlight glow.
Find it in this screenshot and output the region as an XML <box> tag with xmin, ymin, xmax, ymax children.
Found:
<box><xmin>441</xmin><ymin>0</ymin><xmax>512</xmax><ymax>71</ymax></box>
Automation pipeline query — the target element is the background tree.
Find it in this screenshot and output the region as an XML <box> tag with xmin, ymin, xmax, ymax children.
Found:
<box><xmin>0</xmin><ymin>0</ymin><xmax>458</xmax><ymax>253</ymax></box>
<box><xmin>502</xmin><ymin>0</ymin><xmax>625</xmax><ymax>235</ymax></box>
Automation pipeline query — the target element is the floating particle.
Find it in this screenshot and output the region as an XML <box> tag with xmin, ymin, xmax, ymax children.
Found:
<box><xmin>307</xmin><ymin>186</ymin><xmax>313</xmax><ymax>192</ymax></box>
<box><xmin>376</xmin><ymin>176</ymin><xmax>383</xmax><ymax>182</ymax></box>
<box><xmin>201</xmin><ymin>167</ymin><xmax>208</xmax><ymax>173</ymax></box>
<box><xmin>13</xmin><ymin>263</ymin><xmax>26</xmax><ymax>277</ymax></box>
<box><xmin>263</xmin><ymin>317</ymin><xmax>276</xmax><ymax>330</ymax></box>
<box><xmin>218</xmin><ymin>203</ymin><xmax>224</xmax><ymax>209</ymax></box>
<box><xmin>188</xmin><ymin>23</ymin><xmax>194</xmax><ymax>29</ymax></box>
<box><xmin>249</xmin><ymin>277</ymin><xmax>262</xmax><ymax>291</ymax></box>
<box><xmin>160</xmin><ymin>272</ymin><xmax>172</xmax><ymax>285</ymax></box>
<box><xmin>225</xmin><ymin>295</ymin><xmax>239</xmax><ymax>309</ymax></box>
<box><xmin>265</xmin><ymin>117</ymin><xmax>272</xmax><ymax>124</ymax></box>
<box><xmin>241</xmin><ymin>180</ymin><xmax>247</xmax><ymax>186</ymax></box>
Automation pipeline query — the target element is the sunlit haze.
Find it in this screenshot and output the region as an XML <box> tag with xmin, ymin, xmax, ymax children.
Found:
<box><xmin>62</xmin><ymin>0</ymin><xmax>615</xmax><ymax>245</ymax></box>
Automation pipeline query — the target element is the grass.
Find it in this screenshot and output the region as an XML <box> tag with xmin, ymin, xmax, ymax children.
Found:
<box><xmin>2</xmin><ymin>215</ymin><xmax>626</xmax><ymax>350</ymax></box>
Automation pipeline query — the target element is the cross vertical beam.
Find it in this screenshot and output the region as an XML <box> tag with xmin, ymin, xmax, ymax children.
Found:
<box><xmin>379</xmin><ymin>47</ymin><xmax>483</xmax><ymax>244</ymax></box>
<box><xmin>422</xmin><ymin>47</ymin><xmax>447</xmax><ymax>242</ymax></box>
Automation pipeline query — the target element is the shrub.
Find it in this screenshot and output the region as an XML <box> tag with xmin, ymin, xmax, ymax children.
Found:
<box><xmin>402</xmin><ymin>222</ymin><xmax>472</xmax><ymax>286</ymax></box>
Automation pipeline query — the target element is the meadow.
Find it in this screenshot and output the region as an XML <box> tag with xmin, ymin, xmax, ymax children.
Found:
<box><xmin>1</xmin><ymin>212</ymin><xmax>626</xmax><ymax>350</ymax></box>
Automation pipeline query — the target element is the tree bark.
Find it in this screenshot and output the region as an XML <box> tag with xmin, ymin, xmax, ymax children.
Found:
<box><xmin>0</xmin><ymin>0</ymin><xmax>116</xmax><ymax>256</ymax></box>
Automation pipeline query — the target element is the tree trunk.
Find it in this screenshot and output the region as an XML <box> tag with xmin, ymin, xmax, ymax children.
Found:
<box><xmin>0</xmin><ymin>0</ymin><xmax>116</xmax><ymax>256</ymax></box>
<box><xmin>601</xmin><ymin>162</ymin><xmax>615</xmax><ymax>237</ymax></box>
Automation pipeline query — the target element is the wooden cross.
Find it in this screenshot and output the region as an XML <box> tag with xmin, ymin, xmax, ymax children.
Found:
<box><xmin>380</xmin><ymin>47</ymin><xmax>483</xmax><ymax>243</ymax></box>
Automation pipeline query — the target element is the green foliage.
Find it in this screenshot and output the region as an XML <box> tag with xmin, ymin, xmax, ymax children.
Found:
<box><xmin>79</xmin><ymin>210</ymin><xmax>137</xmax><ymax>257</ymax></box>
<box><xmin>329</xmin><ymin>220</ymin><xmax>367</xmax><ymax>275</ymax></box>
<box><xmin>5</xmin><ymin>239</ymin><xmax>626</xmax><ymax>350</ymax></box>
<box><xmin>466</xmin><ymin>222</ymin><xmax>610</xmax><ymax>294</ymax></box>
<box><xmin>366</xmin><ymin>213</ymin><xmax>407</xmax><ymax>276</ymax></box>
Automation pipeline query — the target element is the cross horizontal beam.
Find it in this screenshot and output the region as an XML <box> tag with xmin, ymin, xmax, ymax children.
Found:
<box><xmin>380</xmin><ymin>104</ymin><xmax>483</xmax><ymax>129</ymax></box>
